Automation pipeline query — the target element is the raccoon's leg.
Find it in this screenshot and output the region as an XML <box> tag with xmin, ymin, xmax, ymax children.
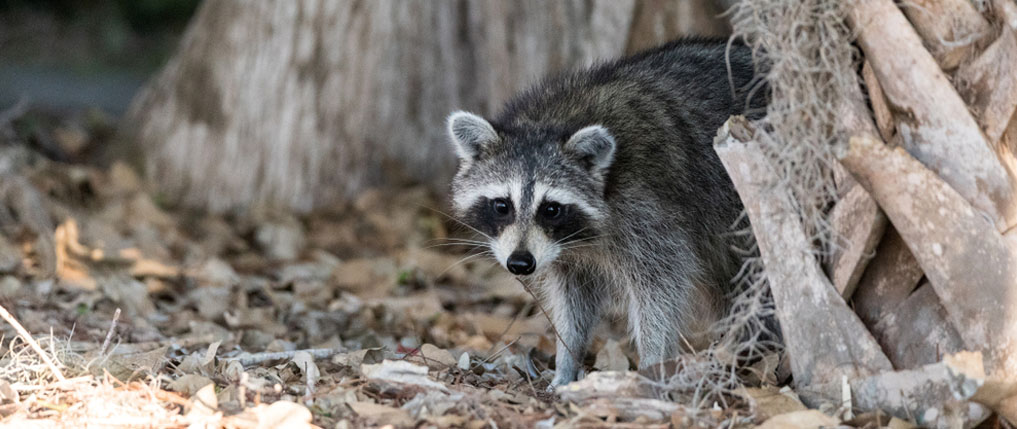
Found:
<box><xmin>628</xmin><ymin>278</ymin><xmax>690</xmax><ymax>372</ymax></box>
<box><xmin>546</xmin><ymin>267</ymin><xmax>605</xmax><ymax>389</ymax></box>
<box><xmin>630</xmin><ymin>275</ymin><xmax>720</xmax><ymax>374</ymax></box>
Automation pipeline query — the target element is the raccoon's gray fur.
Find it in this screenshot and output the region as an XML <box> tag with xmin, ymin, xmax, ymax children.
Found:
<box><xmin>446</xmin><ymin>38</ymin><xmax>767</xmax><ymax>387</ymax></box>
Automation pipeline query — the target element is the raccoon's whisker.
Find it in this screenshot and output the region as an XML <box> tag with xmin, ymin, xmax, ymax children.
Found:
<box><xmin>421</xmin><ymin>205</ymin><xmax>495</xmax><ymax>241</ymax></box>
<box><xmin>559</xmin><ymin>235</ymin><xmax>605</xmax><ymax>248</ymax></box>
<box><xmin>423</xmin><ymin>243</ymin><xmax>487</xmax><ymax>251</ymax></box>
<box><xmin>423</xmin><ymin>238</ymin><xmax>490</xmax><ymax>249</ymax></box>
<box><xmin>437</xmin><ymin>251</ymin><xmax>495</xmax><ymax>278</ymax></box>
<box><xmin>551</xmin><ymin>227</ymin><xmax>591</xmax><ymax>247</ymax></box>
<box><xmin>424</xmin><ymin>237</ymin><xmax>490</xmax><ymax>246</ymax></box>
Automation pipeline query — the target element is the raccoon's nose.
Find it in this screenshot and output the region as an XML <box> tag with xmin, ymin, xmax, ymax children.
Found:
<box><xmin>507</xmin><ymin>251</ymin><xmax>536</xmax><ymax>275</ymax></box>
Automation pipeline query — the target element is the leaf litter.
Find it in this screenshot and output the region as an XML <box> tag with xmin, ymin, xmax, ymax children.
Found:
<box><xmin>0</xmin><ymin>111</ymin><xmax>883</xmax><ymax>428</ymax></box>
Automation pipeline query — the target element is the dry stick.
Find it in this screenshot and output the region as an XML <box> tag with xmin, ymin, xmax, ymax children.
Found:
<box><xmin>99</xmin><ymin>308</ymin><xmax>121</xmax><ymax>357</ymax></box>
<box><xmin>0</xmin><ymin>302</ymin><xmax>66</xmax><ymax>382</ymax></box>
<box><xmin>224</xmin><ymin>347</ymin><xmax>345</xmax><ymax>367</ymax></box>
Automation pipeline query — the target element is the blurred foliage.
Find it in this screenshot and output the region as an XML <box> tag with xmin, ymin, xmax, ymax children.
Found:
<box><xmin>0</xmin><ymin>0</ymin><xmax>200</xmax><ymax>30</ymax></box>
<box><xmin>0</xmin><ymin>0</ymin><xmax>200</xmax><ymax>72</ymax></box>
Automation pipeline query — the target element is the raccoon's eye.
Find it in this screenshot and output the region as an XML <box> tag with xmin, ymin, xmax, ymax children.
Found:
<box><xmin>491</xmin><ymin>198</ymin><xmax>512</xmax><ymax>216</ymax></box>
<box><xmin>541</xmin><ymin>202</ymin><xmax>562</xmax><ymax>219</ymax></box>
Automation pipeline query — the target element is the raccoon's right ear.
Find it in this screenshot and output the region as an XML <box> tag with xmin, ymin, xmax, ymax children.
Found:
<box><xmin>447</xmin><ymin>111</ymin><xmax>498</xmax><ymax>163</ymax></box>
<box><xmin>564</xmin><ymin>125</ymin><xmax>616</xmax><ymax>177</ymax></box>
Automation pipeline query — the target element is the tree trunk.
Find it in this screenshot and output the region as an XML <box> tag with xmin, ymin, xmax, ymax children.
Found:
<box><xmin>123</xmin><ymin>0</ymin><xmax>730</xmax><ymax>212</ymax></box>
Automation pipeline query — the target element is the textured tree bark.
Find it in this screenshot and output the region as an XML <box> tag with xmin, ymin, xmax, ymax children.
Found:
<box><xmin>954</xmin><ymin>25</ymin><xmax>1017</xmax><ymax>144</ymax></box>
<box><xmin>852</xmin><ymin>227</ymin><xmax>925</xmax><ymax>329</ymax></box>
<box><xmin>849</xmin><ymin>0</ymin><xmax>1017</xmax><ymax>232</ymax></box>
<box><xmin>871</xmin><ymin>282</ymin><xmax>963</xmax><ymax>369</ymax></box>
<box><xmin>124</xmin><ymin>0</ymin><xmax>730</xmax><ymax>212</ymax></box>
<box><xmin>898</xmin><ymin>0</ymin><xmax>992</xmax><ymax>71</ymax></box>
<box><xmin>823</xmin><ymin>183</ymin><xmax>885</xmax><ymax>299</ymax></box>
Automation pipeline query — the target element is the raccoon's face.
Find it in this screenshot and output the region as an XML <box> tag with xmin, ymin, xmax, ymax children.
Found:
<box><xmin>446</xmin><ymin>111</ymin><xmax>616</xmax><ymax>276</ymax></box>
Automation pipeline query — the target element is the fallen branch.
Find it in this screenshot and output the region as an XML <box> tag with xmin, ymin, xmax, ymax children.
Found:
<box><xmin>848</xmin><ymin>351</ymin><xmax>990</xmax><ymax>428</ymax></box>
<box><xmin>224</xmin><ymin>347</ymin><xmax>346</xmax><ymax>367</ymax></box>
<box><xmin>0</xmin><ymin>302</ymin><xmax>66</xmax><ymax>382</ymax></box>
<box><xmin>840</xmin><ymin>134</ymin><xmax>1017</xmax><ymax>422</ymax></box>
<box><xmin>714</xmin><ymin>118</ymin><xmax>892</xmax><ymax>390</ymax></box>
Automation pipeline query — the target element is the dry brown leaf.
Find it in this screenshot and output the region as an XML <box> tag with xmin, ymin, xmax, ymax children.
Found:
<box><xmin>254</xmin><ymin>401</ymin><xmax>313</xmax><ymax>429</ymax></box>
<box><xmin>169</xmin><ymin>374</ymin><xmax>215</xmax><ymax>396</ymax></box>
<box><xmin>362</xmin><ymin>360</ymin><xmax>449</xmax><ymax>392</ymax></box>
<box><xmin>348</xmin><ymin>401</ymin><xmax>414</xmax><ymax>427</ymax></box>
<box><xmin>405</xmin><ymin>344</ymin><xmax>457</xmax><ymax>369</ymax></box>
<box><xmin>738</xmin><ymin>387</ymin><xmax>807</xmax><ymax>422</ymax></box>
<box><xmin>129</xmin><ymin>258</ymin><xmax>179</xmax><ymax>278</ymax></box>
<box><xmin>289</xmin><ymin>351</ymin><xmax>321</xmax><ymax>385</ymax></box>
<box><xmin>186</xmin><ymin>382</ymin><xmax>219</xmax><ymax>420</ymax></box>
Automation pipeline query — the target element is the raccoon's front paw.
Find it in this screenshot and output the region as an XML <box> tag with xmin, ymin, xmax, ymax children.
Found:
<box><xmin>548</xmin><ymin>373</ymin><xmax>574</xmax><ymax>391</ymax></box>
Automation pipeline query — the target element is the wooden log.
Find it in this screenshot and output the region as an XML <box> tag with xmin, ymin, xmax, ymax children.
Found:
<box><xmin>851</xmin><ymin>227</ymin><xmax>925</xmax><ymax>329</ymax></box>
<box><xmin>898</xmin><ymin>0</ymin><xmax>992</xmax><ymax>70</ymax></box>
<box><xmin>823</xmin><ymin>183</ymin><xmax>887</xmax><ymax>299</ymax></box>
<box><xmin>848</xmin><ymin>352</ymin><xmax>991</xmax><ymax>428</ymax></box>
<box><xmin>954</xmin><ymin>25</ymin><xmax>1017</xmax><ymax>144</ymax></box>
<box><xmin>840</xmin><ymin>134</ymin><xmax>1017</xmax><ymax>422</ymax></box>
<box><xmin>849</xmin><ymin>0</ymin><xmax>1017</xmax><ymax>232</ymax></box>
<box><xmin>871</xmin><ymin>282</ymin><xmax>964</xmax><ymax>369</ymax></box>
<box><xmin>715</xmin><ymin>118</ymin><xmax>892</xmax><ymax>389</ymax></box>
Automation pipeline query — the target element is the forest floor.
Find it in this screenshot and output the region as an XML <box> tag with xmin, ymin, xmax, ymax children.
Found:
<box><xmin>0</xmin><ymin>110</ymin><xmax>896</xmax><ymax>428</ymax></box>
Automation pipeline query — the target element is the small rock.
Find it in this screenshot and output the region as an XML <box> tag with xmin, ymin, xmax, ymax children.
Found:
<box><xmin>0</xmin><ymin>276</ymin><xmax>21</xmax><ymax>298</ymax></box>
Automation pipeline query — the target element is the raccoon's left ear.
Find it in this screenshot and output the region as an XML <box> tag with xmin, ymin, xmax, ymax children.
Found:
<box><xmin>447</xmin><ymin>111</ymin><xmax>498</xmax><ymax>163</ymax></box>
<box><xmin>564</xmin><ymin>125</ymin><xmax>616</xmax><ymax>176</ymax></box>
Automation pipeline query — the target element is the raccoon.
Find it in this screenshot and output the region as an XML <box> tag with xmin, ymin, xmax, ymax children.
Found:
<box><xmin>446</xmin><ymin>38</ymin><xmax>766</xmax><ymax>387</ymax></box>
